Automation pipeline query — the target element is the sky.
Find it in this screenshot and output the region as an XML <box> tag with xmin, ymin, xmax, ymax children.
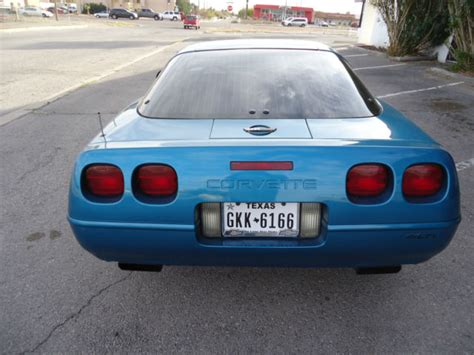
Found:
<box><xmin>195</xmin><ymin>0</ymin><xmax>364</xmax><ymax>14</ymax></box>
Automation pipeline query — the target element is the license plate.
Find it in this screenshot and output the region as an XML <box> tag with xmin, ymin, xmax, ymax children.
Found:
<box><xmin>222</xmin><ymin>202</ymin><xmax>299</xmax><ymax>237</ymax></box>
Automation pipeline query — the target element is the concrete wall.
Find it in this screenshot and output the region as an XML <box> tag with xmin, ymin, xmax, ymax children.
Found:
<box><xmin>358</xmin><ymin>2</ymin><xmax>389</xmax><ymax>48</ymax></box>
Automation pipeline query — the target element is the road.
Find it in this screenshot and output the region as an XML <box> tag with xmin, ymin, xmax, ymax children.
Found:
<box><xmin>0</xmin><ymin>20</ymin><xmax>473</xmax><ymax>354</ymax></box>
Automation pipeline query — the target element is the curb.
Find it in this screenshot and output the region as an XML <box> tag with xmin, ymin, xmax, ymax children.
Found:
<box><xmin>0</xmin><ymin>24</ymin><xmax>88</xmax><ymax>33</ymax></box>
<box><xmin>427</xmin><ymin>67</ymin><xmax>474</xmax><ymax>85</ymax></box>
<box><xmin>389</xmin><ymin>55</ymin><xmax>436</xmax><ymax>62</ymax></box>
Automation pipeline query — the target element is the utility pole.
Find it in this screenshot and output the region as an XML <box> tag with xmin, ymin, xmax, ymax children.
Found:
<box><xmin>245</xmin><ymin>0</ymin><xmax>248</xmax><ymax>19</ymax></box>
<box><xmin>358</xmin><ymin>0</ymin><xmax>366</xmax><ymax>28</ymax></box>
<box><xmin>54</xmin><ymin>0</ymin><xmax>58</xmax><ymax>21</ymax></box>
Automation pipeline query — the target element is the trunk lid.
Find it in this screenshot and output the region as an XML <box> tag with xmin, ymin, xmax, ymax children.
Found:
<box><xmin>210</xmin><ymin>119</ymin><xmax>311</xmax><ymax>139</ymax></box>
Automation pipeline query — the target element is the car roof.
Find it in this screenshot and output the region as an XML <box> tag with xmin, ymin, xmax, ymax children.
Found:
<box><xmin>178</xmin><ymin>39</ymin><xmax>331</xmax><ymax>54</ymax></box>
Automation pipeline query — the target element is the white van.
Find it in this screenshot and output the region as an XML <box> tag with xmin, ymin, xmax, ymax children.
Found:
<box><xmin>282</xmin><ymin>17</ymin><xmax>308</xmax><ymax>27</ymax></box>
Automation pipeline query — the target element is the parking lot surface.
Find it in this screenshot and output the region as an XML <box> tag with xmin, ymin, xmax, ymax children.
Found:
<box><xmin>0</xmin><ymin>24</ymin><xmax>473</xmax><ymax>353</ymax></box>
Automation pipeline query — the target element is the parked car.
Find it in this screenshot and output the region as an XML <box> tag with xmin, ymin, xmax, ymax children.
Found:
<box><xmin>137</xmin><ymin>8</ymin><xmax>161</xmax><ymax>20</ymax></box>
<box><xmin>320</xmin><ymin>21</ymin><xmax>329</xmax><ymax>27</ymax></box>
<box><xmin>0</xmin><ymin>5</ymin><xmax>13</xmax><ymax>15</ymax></box>
<box><xmin>68</xmin><ymin>39</ymin><xmax>460</xmax><ymax>275</ymax></box>
<box><xmin>183</xmin><ymin>14</ymin><xmax>200</xmax><ymax>29</ymax></box>
<box><xmin>67</xmin><ymin>3</ymin><xmax>77</xmax><ymax>13</ymax></box>
<box><xmin>22</xmin><ymin>7</ymin><xmax>53</xmax><ymax>17</ymax></box>
<box><xmin>109</xmin><ymin>8</ymin><xmax>138</xmax><ymax>20</ymax></box>
<box><xmin>160</xmin><ymin>10</ymin><xmax>180</xmax><ymax>21</ymax></box>
<box><xmin>282</xmin><ymin>17</ymin><xmax>308</xmax><ymax>27</ymax></box>
<box><xmin>47</xmin><ymin>6</ymin><xmax>68</xmax><ymax>14</ymax></box>
<box><xmin>94</xmin><ymin>11</ymin><xmax>109</xmax><ymax>18</ymax></box>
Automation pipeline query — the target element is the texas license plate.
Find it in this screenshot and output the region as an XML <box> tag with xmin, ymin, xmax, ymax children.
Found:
<box><xmin>222</xmin><ymin>202</ymin><xmax>299</xmax><ymax>237</ymax></box>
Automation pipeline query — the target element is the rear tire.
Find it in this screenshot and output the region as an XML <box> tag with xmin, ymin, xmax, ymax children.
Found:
<box><xmin>172</xmin><ymin>16</ymin><xmax>177</xmax><ymax>21</ymax></box>
<box><xmin>118</xmin><ymin>263</ymin><xmax>163</xmax><ymax>272</ymax></box>
<box><xmin>112</xmin><ymin>14</ymin><xmax>117</xmax><ymax>19</ymax></box>
<box><xmin>356</xmin><ymin>266</ymin><xmax>402</xmax><ymax>275</ymax></box>
<box><xmin>129</xmin><ymin>15</ymin><xmax>134</xmax><ymax>20</ymax></box>
<box><xmin>154</xmin><ymin>15</ymin><xmax>159</xmax><ymax>20</ymax></box>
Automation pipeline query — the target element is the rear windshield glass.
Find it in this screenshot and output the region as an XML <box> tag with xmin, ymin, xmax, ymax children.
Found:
<box><xmin>186</xmin><ymin>16</ymin><xmax>196</xmax><ymax>20</ymax></box>
<box><xmin>139</xmin><ymin>49</ymin><xmax>380</xmax><ymax>119</ymax></box>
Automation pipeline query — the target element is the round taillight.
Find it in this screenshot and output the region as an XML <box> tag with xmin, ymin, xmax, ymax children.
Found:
<box><xmin>403</xmin><ymin>164</ymin><xmax>444</xmax><ymax>197</ymax></box>
<box><xmin>347</xmin><ymin>164</ymin><xmax>389</xmax><ymax>198</ymax></box>
<box><xmin>84</xmin><ymin>164</ymin><xmax>124</xmax><ymax>197</ymax></box>
<box><xmin>135</xmin><ymin>164</ymin><xmax>177</xmax><ymax>197</ymax></box>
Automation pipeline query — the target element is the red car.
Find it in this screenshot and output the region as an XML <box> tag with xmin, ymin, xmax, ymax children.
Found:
<box><xmin>183</xmin><ymin>15</ymin><xmax>200</xmax><ymax>30</ymax></box>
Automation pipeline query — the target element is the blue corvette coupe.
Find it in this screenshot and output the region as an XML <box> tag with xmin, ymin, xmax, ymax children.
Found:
<box><xmin>68</xmin><ymin>39</ymin><xmax>461</xmax><ymax>274</ymax></box>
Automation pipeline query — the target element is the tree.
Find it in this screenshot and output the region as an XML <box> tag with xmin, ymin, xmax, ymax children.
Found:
<box><xmin>371</xmin><ymin>0</ymin><xmax>450</xmax><ymax>56</ymax></box>
<box><xmin>176</xmin><ymin>0</ymin><xmax>192</xmax><ymax>15</ymax></box>
<box><xmin>448</xmin><ymin>0</ymin><xmax>474</xmax><ymax>71</ymax></box>
<box><xmin>238</xmin><ymin>8</ymin><xmax>253</xmax><ymax>19</ymax></box>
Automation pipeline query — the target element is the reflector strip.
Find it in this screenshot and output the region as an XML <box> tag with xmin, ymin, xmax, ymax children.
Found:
<box><xmin>230</xmin><ymin>161</ymin><xmax>293</xmax><ymax>171</ymax></box>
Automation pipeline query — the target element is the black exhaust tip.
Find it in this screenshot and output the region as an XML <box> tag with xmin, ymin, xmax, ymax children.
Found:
<box><xmin>118</xmin><ymin>263</ymin><xmax>163</xmax><ymax>272</ymax></box>
<box><xmin>355</xmin><ymin>266</ymin><xmax>401</xmax><ymax>275</ymax></box>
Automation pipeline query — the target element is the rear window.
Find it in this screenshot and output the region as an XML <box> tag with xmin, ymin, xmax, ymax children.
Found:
<box><xmin>139</xmin><ymin>49</ymin><xmax>380</xmax><ymax>119</ymax></box>
<box><xmin>186</xmin><ymin>15</ymin><xmax>196</xmax><ymax>20</ymax></box>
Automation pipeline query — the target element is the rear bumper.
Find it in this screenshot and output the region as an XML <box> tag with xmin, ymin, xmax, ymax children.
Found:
<box><xmin>68</xmin><ymin>217</ymin><xmax>460</xmax><ymax>268</ymax></box>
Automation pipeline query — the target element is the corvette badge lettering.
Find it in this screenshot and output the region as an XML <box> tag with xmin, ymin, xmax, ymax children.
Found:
<box><xmin>206</xmin><ymin>179</ymin><xmax>317</xmax><ymax>190</ymax></box>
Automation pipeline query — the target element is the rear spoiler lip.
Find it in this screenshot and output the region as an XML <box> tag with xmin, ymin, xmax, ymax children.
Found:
<box><xmin>85</xmin><ymin>138</ymin><xmax>441</xmax><ymax>151</ymax></box>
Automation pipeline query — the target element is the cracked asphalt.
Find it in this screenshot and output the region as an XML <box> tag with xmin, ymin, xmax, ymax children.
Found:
<box><xmin>0</xmin><ymin>21</ymin><xmax>473</xmax><ymax>354</ymax></box>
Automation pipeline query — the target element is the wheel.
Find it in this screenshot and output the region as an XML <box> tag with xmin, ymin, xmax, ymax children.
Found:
<box><xmin>195</xmin><ymin>26</ymin><xmax>198</xmax><ymax>30</ymax></box>
<box><xmin>172</xmin><ymin>16</ymin><xmax>177</xmax><ymax>21</ymax></box>
<box><xmin>42</xmin><ymin>13</ymin><xmax>46</xmax><ymax>17</ymax></box>
<box><xmin>154</xmin><ymin>15</ymin><xmax>159</xmax><ymax>20</ymax></box>
<box><xmin>129</xmin><ymin>15</ymin><xmax>134</xmax><ymax>20</ymax></box>
<box><xmin>112</xmin><ymin>14</ymin><xmax>117</xmax><ymax>19</ymax></box>
<box><xmin>183</xmin><ymin>25</ymin><xmax>187</xmax><ymax>29</ymax></box>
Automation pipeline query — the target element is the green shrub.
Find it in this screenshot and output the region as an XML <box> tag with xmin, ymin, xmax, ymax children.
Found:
<box><xmin>448</xmin><ymin>0</ymin><xmax>474</xmax><ymax>72</ymax></box>
<box><xmin>371</xmin><ymin>0</ymin><xmax>451</xmax><ymax>56</ymax></box>
<box><xmin>82</xmin><ymin>3</ymin><xmax>107</xmax><ymax>14</ymax></box>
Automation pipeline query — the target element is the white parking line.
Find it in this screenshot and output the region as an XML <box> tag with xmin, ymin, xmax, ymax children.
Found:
<box><xmin>456</xmin><ymin>158</ymin><xmax>474</xmax><ymax>172</ymax></box>
<box><xmin>378</xmin><ymin>81</ymin><xmax>465</xmax><ymax>99</ymax></box>
<box><xmin>344</xmin><ymin>54</ymin><xmax>369</xmax><ymax>58</ymax></box>
<box><xmin>353</xmin><ymin>63</ymin><xmax>406</xmax><ymax>71</ymax></box>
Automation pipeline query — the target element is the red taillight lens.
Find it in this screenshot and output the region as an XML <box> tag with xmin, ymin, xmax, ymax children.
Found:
<box><xmin>403</xmin><ymin>164</ymin><xmax>443</xmax><ymax>197</ymax></box>
<box><xmin>230</xmin><ymin>161</ymin><xmax>293</xmax><ymax>171</ymax></box>
<box><xmin>84</xmin><ymin>164</ymin><xmax>124</xmax><ymax>197</ymax></box>
<box><xmin>136</xmin><ymin>164</ymin><xmax>177</xmax><ymax>196</ymax></box>
<box><xmin>347</xmin><ymin>164</ymin><xmax>389</xmax><ymax>197</ymax></box>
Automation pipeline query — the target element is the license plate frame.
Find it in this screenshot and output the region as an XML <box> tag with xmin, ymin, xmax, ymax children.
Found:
<box><xmin>222</xmin><ymin>202</ymin><xmax>300</xmax><ymax>238</ymax></box>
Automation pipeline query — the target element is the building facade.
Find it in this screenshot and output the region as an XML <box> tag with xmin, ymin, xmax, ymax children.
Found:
<box><xmin>313</xmin><ymin>11</ymin><xmax>357</xmax><ymax>26</ymax></box>
<box><xmin>253</xmin><ymin>4</ymin><xmax>314</xmax><ymax>23</ymax></box>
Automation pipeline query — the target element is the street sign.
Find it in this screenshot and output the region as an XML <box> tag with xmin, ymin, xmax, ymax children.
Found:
<box><xmin>227</xmin><ymin>5</ymin><xmax>233</xmax><ymax>11</ymax></box>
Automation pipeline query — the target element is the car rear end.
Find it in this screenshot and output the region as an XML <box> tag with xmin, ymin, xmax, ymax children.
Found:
<box><xmin>184</xmin><ymin>15</ymin><xmax>199</xmax><ymax>29</ymax></box>
<box><xmin>69</xmin><ymin>140</ymin><xmax>460</xmax><ymax>268</ymax></box>
<box><xmin>68</xmin><ymin>42</ymin><xmax>460</xmax><ymax>271</ymax></box>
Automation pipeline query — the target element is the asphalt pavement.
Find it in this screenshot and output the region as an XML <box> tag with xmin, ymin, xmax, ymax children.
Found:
<box><xmin>0</xmin><ymin>22</ymin><xmax>473</xmax><ymax>354</ymax></box>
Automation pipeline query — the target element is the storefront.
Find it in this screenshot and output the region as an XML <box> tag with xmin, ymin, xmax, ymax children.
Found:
<box><xmin>253</xmin><ymin>4</ymin><xmax>313</xmax><ymax>23</ymax></box>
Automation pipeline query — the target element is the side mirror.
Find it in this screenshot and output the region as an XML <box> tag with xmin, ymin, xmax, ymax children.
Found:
<box><xmin>155</xmin><ymin>70</ymin><xmax>161</xmax><ymax>78</ymax></box>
